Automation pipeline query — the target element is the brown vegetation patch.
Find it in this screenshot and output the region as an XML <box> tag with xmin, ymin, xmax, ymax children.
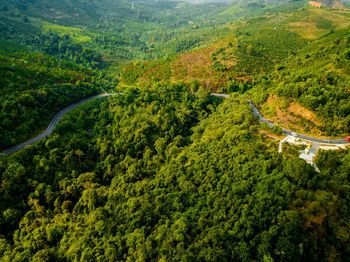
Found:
<box><xmin>221</xmin><ymin>57</ymin><xmax>236</xmax><ymax>69</ymax></box>
<box><xmin>309</xmin><ymin>1</ymin><xmax>323</xmax><ymax>8</ymax></box>
<box><xmin>287</xmin><ymin>102</ymin><xmax>324</xmax><ymax>126</ymax></box>
<box><xmin>171</xmin><ymin>38</ymin><xmax>237</xmax><ymax>90</ymax></box>
<box><xmin>261</xmin><ymin>95</ymin><xmax>326</xmax><ymax>137</ymax></box>
<box><xmin>332</xmin><ymin>1</ymin><xmax>345</xmax><ymax>9</ymax></box>
<box><xmin>172</xmin><ymin>46</ymin><xmax>215</xmax><ymax>82</ymax></box>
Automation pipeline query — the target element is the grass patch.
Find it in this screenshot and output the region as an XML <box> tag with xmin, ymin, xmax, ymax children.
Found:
<box><xmin>41</xmin><ymin>22</ymin><xmax>91</xmax><ymax>43</ymax></box>
<box><xmin>286</xmin><ymin>8</ymin><xmax>350</xmax><ymax>39</ymax></box>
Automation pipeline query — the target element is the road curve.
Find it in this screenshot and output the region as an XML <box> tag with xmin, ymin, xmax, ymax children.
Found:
<box><xmin>211</xmin><ymin>93</ymin><xmax>349</xmax><ymax>145</ymax></box>
<box><xmin>1</xmin><ymin>92</ymin><xmax>348</xmax><ymax>156</ymax></box>
<box><xmin>1</xmin><ymin>93</ymin><xmax>119</xmax><ymax>156</ymax></box>
<box><xmin>248</xmin><ymin>101</ymin><xmax>350</xmax><ymax>145</ymax></box>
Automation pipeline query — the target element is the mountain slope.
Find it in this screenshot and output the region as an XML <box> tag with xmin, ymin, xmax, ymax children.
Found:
<box><xmin>0</xmin><ymin>88</ymin><xmax>349</xmax><ymax>261</ymax></box>
<box><xmin>0</xmin><ymin>0</ymin><xmax>313</xmax><ymax>62</ymax></box>
<box><xmin>0</xmin><ymin>40</ymin><xmax>101</xmax><ymax>150</ymax></box>
<box><xmin>120</xmin><ymin>7</ymin><xmax>350</xmax><ymax>137</ymax></box>
<box><xmin>0</xmin><ymin>2</ymin><xmax>350</xmax><ymax>261</ymax></box>
<box><xmin>252</xmin><ymin>27</ymin><xmax>350</xmax><ymax>137</ymax></box>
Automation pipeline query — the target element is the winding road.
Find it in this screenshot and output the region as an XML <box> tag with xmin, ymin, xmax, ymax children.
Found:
<box><xmin>248</xmin><ymin>101</ymin><xmax>350</xmax><ymax>145</ymax></box>
<box><xmin>1</xmin><ymin>92</ymin><xmax>349</xmax><ymax>156</ymax></box>
<box><xmin>212</xmin><ymin>93</ymin><xmax>349</xmax><ymax>145</ymax></box>
<box><xmin>1</xmin><ymin>93</ymin><xmax>119</xmax><ymax>156</ymax></box>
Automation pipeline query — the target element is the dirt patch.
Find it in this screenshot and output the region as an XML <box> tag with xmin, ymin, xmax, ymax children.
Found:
<box><xmin>261</xmin><ymin>95</ymin><xmax>326</xmax><ymax>136</ymax></box>
<box><xmin>263</xmin><ymin>95</ymin><xmax>299</xmax><ymax>123</ymax></box>
<box><xmin>101</xmin><ymin>57</ymin><xmax>119</xmax><ymax>62</ymax></box>
<box><xmin>309</xmin><ymin>1</ymin><xmax>323</xmax><ymax>8</ymax></box>
<box><xmin>287</xmin><ymin>102</ymin><xmax>324</xmax><ymax>126</ymax></box>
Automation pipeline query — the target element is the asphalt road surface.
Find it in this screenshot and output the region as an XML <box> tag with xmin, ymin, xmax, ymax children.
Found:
<box><xmin>248</xmin><ymin>101</ymin><xmax>350</xmax><ymax>145</ymax></box>
<box><xmin>1</xmin><ymin>92</ymin><xmax>348</xmax><ymax>156</ymax></box>
<box><xmin>1</xmin><ymin>93</ymin><xmax>118</xmax><ymax>156</ymax></box>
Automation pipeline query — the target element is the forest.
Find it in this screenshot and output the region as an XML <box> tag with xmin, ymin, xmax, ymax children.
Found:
<box><xmin>0</xmin><ymin>86</ymin><xmax>349</xmax><ymax>261</ymax></box>
<box><xmin>0</xmin><ymin>0</ymin><xmax>350</xmax><ymax>261</ymax></box>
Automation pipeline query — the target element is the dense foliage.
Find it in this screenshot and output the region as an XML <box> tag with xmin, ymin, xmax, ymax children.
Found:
<box><xmin>0</xmin><ymin>87</ymin><xmax>349</xmax><ymax>261</ymax></box>
<box><xmin>0</xmin><ymin>0</ymin><xmax>234</xmax><ymax>61</ymax></box>
<box><xmin>247</xmin><ymin>27</ymin><xmax>350</xmax><ymax>136</ymax></box>
<box><xmin>0</xmin><ymin>1</ymin><xmax>350</xmax><ymax>261</ymax></box>
<box><xmin>0</xmin><ymin>41</ymin><xmax>101</xmax><ymax>150</ymax></box>
<box><xmin>28</xmin><ymin>32</ymin><xmax>103</xmax><ymax>69</ymax></box>
<box><xmin>119</xmin><ymin>9</ymin><xmax>313</xmax><ymax>88</ymax></box>
<box><xmin>0</xmin><ymin>0</ymin><xmax>312</xmax><ymax>62</ymax></box>
<box><xmin>273</xmin><ymin>30</ymin><xmax>350</xmax><ymax>135</ymax></box>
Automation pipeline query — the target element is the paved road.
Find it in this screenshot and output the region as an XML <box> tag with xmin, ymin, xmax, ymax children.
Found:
<box><xmin>211</xmin><ymin>94</ymin><xmax>349</xmax><ymax>144</ymax></box>
<box><xmin>1</xmin><ymin>92</ymin><xmax>348</xmax><ymax>156</ymax></box>
<box><xmin>248</xmin><ymin>101</ymin><xmax>350</xmax><ymax>145</ymax></box>
<box><xmin>1</xmin><ymin>93</ymin><xmax>118</xmax><ymax>156</ymax></box>
<box><xmin>211</xmin><ymin>93</ymin><xmax>229</xmax><ymax>98</ymax></box>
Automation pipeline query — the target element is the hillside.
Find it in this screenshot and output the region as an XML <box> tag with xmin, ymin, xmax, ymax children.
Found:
<box><xmin>120</xmin><ymin>7</ymin><xmax>350</xmax><ymax>137</ymax></box>
<box><xmin>0</xmin><ymin>40</ymin><xmax>102</xmax><ymax>150</ymax></box>
<box><xmin>0</xmin><ymin>1</ymin><xmax>350</xmax><ymax>261</ymax></box>
<box><xmin>0</xmin><ymin>87</ymin><xmax>349</xmax><ymax>261</ymax></box>
<box><xmin>0</xmin><ymin>0</ymin><xmax>313</xmax><ymax>62</ymax></box>
<box><xmin>0</xmin><ymin>0</ymin><xmax>234</xmax><ymax>61</ymax></box>
<box><xmin>121</xmin><ymin>7</ymin><xmax>350</xmax><ymax>84</ymax></box>
<box><xmin>251</xmin><ymin>27</ymin><xmax>350</xmax><ymax>137</ymax></box>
